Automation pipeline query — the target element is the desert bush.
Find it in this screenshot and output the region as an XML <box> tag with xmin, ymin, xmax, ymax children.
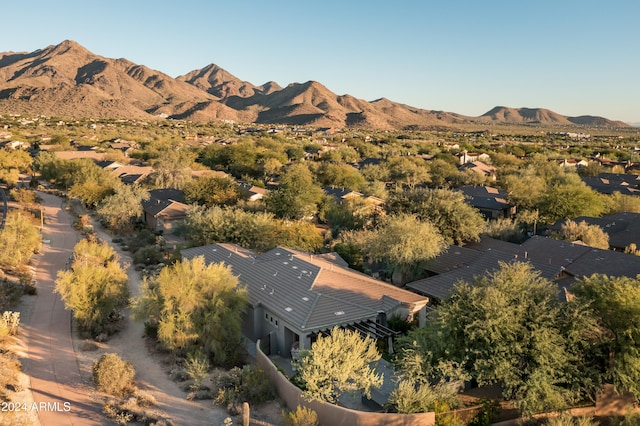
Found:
<box><xmin>544</xmin><ymin>413</ymin><xmax>598</xmax><ymax>426</ymax></box>
<box><xmin>0</xmin><ymin>311</ymin><xmax>20</xmax><ymax>337</ymax></box>
<box><xmin>132</xmin><ymin>245</ymin><xmax>164</xmax><ymax>265</ymax></box>
<box><xmin>93</xmin><ymin>353</ymin><xmax>135</xmax><ymax>397</ymax></box>
<box><xmin>212</xmin><ymin>365</ymin><xmax>274</xmax><ymax>406</ymax></box>
<box><xmin>185</xmin><ymin>349</ymin><xmax>210</xmax><ymax>390</ymax></box>
<box><xmin>283</xmin><ymin>405</ymin><xmax>319</xmax><ymax>426</ymax></box>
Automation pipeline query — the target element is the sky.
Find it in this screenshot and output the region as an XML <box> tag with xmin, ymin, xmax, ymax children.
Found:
<box><xmin>1</xmin><ymin>0</ymin><xmax>639</xmax><ymax>123</ymax></box>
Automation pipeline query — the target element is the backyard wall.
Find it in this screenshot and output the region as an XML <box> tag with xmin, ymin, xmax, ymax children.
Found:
<box><xmin>256</xmin><ymin>340</ymin><xmax>435</xmax><ymax>426</ymax></box>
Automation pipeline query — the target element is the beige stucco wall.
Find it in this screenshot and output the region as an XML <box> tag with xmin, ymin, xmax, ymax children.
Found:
<box><xmin>256</xmin><ymin>340</ymin><xmax>435</xmax><ymax>426</ymax></box>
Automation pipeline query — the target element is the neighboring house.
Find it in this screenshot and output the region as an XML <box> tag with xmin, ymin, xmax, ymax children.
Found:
<box><xmin>53</xmin><ymin>151</ymin><xmax>107</xmax><ymax>161</ymax></box>
<box><xmin>0</xmin><ymin>140</ymin><xmax>29</xmax><ymax>150</ymax></box>
<box><xmin>142</xmin><ymin>189</ymin><xmax>189</xmax><ymax>233</ymax></box>
<box><xmin>323</xmin><ymin>187</ymin><xmax>385</xmax><ymax>212</ymax></box>
<box><xmin>110</xmin><ymin>165</ymin><xmax>154</xmax><ymax>185</ymax></box>
<box><xmin>459</xmin><ymin>161</ymin><xmax>497</xmax><ymax>180</ymax></box>
<box><xmin>582</xmin><ymin>173</ymin><xmax>640</xmax><ymax>196</ymax></box>
<box><xmin>457</xmin><ymin>185</ymin><xmax>515</xmax><ymax>219</ymax></box>
<box><xmin>556</xmin><ymin>158</ymin><xmax>589</xmax><ymax>169</ymax></box>
<box><xmin>406</xmin><ymin>245</ymin><xmax>562</xmax><ymax>303</ymax></box>
<box><xmin>181</xmin><ymin>243</ymin><xmax>430</xmax><ymax>357</ymax></box>
<box><xmin>238</xmin><ymin>182</ymin><xmax>270</xmax><ymax>201</ymax></box>
<box><xmin>458</xmin><ymin>150</ymin><xmax>490</xmax><ymax>165</ymax></box>
<box><xmin>107</xmin><ymin>139</ymin><xmax>139</xmax><ymax>156</ymax></box>
<box><xmin>549</xmin><ymin>212</ymin><xmax>640</xmax><ymax>251</ymax></box>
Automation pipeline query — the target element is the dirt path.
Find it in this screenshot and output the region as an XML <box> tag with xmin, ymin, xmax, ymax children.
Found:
<box><xmin>21</xmin><ymin>192</ymin><xmax>103</xmax><ymax>425</ymax></box>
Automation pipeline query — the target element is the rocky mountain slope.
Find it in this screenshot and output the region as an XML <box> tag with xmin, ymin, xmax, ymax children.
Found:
<box><xmin>0</xmin><ymin>40</ymin><xmax>628</xmax><ymax>129</ymax></box>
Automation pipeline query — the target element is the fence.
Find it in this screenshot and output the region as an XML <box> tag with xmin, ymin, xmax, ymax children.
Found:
<box><xmin>255</xmin><ymin>340</ymin><xmax>436</xmax><ymax>426</ymax></box>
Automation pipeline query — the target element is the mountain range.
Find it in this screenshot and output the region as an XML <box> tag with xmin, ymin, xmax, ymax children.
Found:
<box><xmin>0</xmin><ymin>40</ymin><xmax>629</xmax><ymax>129</ymax></box>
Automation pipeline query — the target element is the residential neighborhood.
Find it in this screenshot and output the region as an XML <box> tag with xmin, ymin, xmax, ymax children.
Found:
<box><xmin>1</xmin><ymin>113</ymin><xmax>640</xmax><ymax>426</ymax></box>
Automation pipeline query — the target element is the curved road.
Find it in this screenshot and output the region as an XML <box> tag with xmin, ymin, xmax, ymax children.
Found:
<box><xmin>23</xmin><ymin>192</ymin><xmax>103</xmax><ymax>425</ymax></box>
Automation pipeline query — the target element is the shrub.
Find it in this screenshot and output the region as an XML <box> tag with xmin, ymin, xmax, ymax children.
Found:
<box><xmin>132</xmin><ymin>245</ymin><xmax>164</xmax><ymax>265</ymax></box>
<box><xmin>185</xmin><ymin>349</ymin><xmax>210</xmax><ymax>390</ymax></box>
<box><xmin>211</xmin><ymin>365</ymin><xmax>274</xmax><ymax>406</ymax></box>
<box><xmin>93</xmin><ymin>353</ymin><xmax>135</xmax><ymax>396</ymax></box>
<box><xmin>0</xmin><ymin>311</ymin><xmax>20</xmax><ymax>337</ymax></box>
<box><xmin>283</xmin><ymin>405</ymin><xmax>319</xmax><ymax>426</ymax></box>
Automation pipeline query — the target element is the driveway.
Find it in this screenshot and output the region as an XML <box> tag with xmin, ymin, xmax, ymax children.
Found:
<box><xmin>22</xmin><ymin>192</ymin><xmax>103</xmax><ymax>425</ymax></box>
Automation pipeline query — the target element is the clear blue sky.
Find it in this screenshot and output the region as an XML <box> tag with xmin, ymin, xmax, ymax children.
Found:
<box><xmin>2</xmin><ymin>0</ymin><xmax>639</xmax><ymax>123</ymax></box>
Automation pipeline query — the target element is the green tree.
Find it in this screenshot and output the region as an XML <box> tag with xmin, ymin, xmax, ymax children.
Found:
<box><xmin>96</xmin><ymin>184</ymin><xmax>150</xmax><ymax>233</ymax></box>
<box><xmin>386</xmin><ymin>188</ymin><xmax>485</xmax><ymax>245</ymax></box>
<box><xmin>540</xmin><ymin>173</ymin><xmax>605</xmax><ymax>222</ymax></box>
<box><xmin>292</xmin><ymin>327</ymin><xmax>383</xmax><ymax>404</ymax></box>
<box><xmin>150</xmin><ymin>149</ymin><xmax>195</xmax><ymax>189</ymax></box>
<box><xmin>0</xmin><ymin>211</ymin><xmax>41</xmax><ymax>269</ymax></box>
<box><xmin>354</xmin><ymin>214</ymin><xmax>446</xmax><ymax>284</ymax></box>
<box><xmin>134</xmin><ymin>257</ymin><xmax>248</xmax><ymax>366</ymax></box>
<box><xmin>0</xmin><ymin>149</ymin><xmax>32</xmax><ymax>186</ymax></box>
<box><xmin>55</xmin><ymin>240</ymin><xmax>129</xmax><ymax>336</ymax></box>
<box><xmin>265</xmin><ymin>164</ymin><xmax>324</xmax><ymax>220</ymax></box>
<box><xmin>572</xmin><ymin>274</ymin><xmax>640</xmax><ymax>399</ymax></box>
<box><xmin>604</xmin><ymin>191</ymin><xmax>640</xmax><ymax>214</ymax></box>
<box><xmin>397</xmin><ymin>262</ymin><xmax>599</xmax><ymax>416</ymax></box>
<box><xmin>183</xmin><ymin>175</ymin><xmax>244</xmax><ymax>207</ymax></box>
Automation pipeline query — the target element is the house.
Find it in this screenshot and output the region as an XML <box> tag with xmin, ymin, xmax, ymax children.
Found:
<box><xmin>236</xmin><ymin>182</ymin><xmax>269</xmax><ymax>201</ymax></box>
<box><xmin>459</xmin><ymin>161</ymin><xmax>497</xmax><ymax>180</ymax></box>
<box><xmin>0</xmin><ymin>140</ymin><xmax>29</xmax><ymax>150</ymax></box>
<box><xmin>406</xmin><ymin>246</ymin><xmax>562</xmax><ymax>303</ymax></box>
<box><xmin>582</xmin><ymin>173</ymin><xmax>640</xmax><ymax>196</ymax></box>
<box><xmin>556</xmin><ymin>159</ymin><xmax>589</xmax><ymax>169</ymax></box>
<box><xmin>53</xmin><ymin>151</ymin><xmax>107</xmax><ymax>161</ymax></box>
<box><xmin>458</xmin><ymin>150</ymin><xmax>490</xmax><ymax>165</ymax></box>
<box><xmin>457</xmin><ymin>185</ymin><xmax>515</xmax><ymax>219</ymax></box>
<box><xmin>181</xmin><ymin>244</ymin><xmax>430</xmax><ymax>356</ymax></box>
<box><xmin>141</xmin><ymin>189</ymin><xmax>190</xmax><ymax>233</ymax></box>
<box><xmin>109</xmin><ymin>165</ymin><xmax>154</xmax><ymax>185</ymax></box>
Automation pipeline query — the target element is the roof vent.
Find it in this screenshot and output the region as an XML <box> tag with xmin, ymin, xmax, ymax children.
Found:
<box><xmin>334</xmin><ymin>311</ymin><xmax>345</xmax><ymax>316</ymax></box>
<box><xmin>285</xmin><ymin>307</ymin><xmax>293</xmax><ymax>312</ymax></box>
<box><xmin>302</xmin><ymin>297</ymin><xmax>310</xmax><ymax>301</ymax></box>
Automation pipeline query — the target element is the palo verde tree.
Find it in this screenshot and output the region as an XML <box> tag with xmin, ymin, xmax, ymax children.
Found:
<box><xmin>396</xmin><ymin>262</ymin><xmax>599</xmax><ymax>416</ymax></box>
<box><xmin>552</xmin><ymin>219</ymin><xmax>609</xmax><ymax>249</ymax></box>
<box><xmin>134</xmin><ymin>256</ymin><xmax>248</xmax><ymax>367</ymax></box>
<box><xmin>292</xmin><ymin>327</ymin><xmax>383</xmax><ymax>404</ymax></box>
<box><xmin>0</xmin><ymin>211</ymin><xmax>41</xmax><ymax>270</ymax></box>
<box><xmin>55</xmin><ymin>239</ymin><xmax>129</xmax><ymax>337</ymax></box>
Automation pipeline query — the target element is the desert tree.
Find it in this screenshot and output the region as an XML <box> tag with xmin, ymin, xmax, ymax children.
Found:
<box><xmin>386</xmin><ymin>188</ymin><xmax>485</xmax><ymax>245</ymax></box>
<box><xmin>572</xmin><ymin>274</ymin><xmax>640</xmax><ymax>400</ymax></box>
<box><xmin>134</xmin><ymin>256</ymin><xmax>248</xmax><ymax>366</ymax></box>
<box><xmin>352</xmin><ymin>213</ymin><xmax>446</xmax><ymax>284</ymax></box>
<box><xmin>55</xmin><ymin>239</ymin><xmax>129</xmax><ymax>336</ymax></box>
<box><xmin>552</xmin><ymin>219</ymin><xmax>609</xmax><ymax>249</ymax></box>
<box><xmin>183</xmin><ymin>175</ymin><xmax>245</xmax><ymax>207</ymax></box>
<box><xmin>292</xmin><ymin>327</ymin><xmax>383</xmax><ymax>404</ymax></box>
<box><xmin>264</xmin><ymin>163</ymin><xmax>324</xmax><ymax>220</ymax></box>
<box><xmin>96</xmin><ymin>184</ymin><xmax>150</xmax><ymax>233</ymax></box>
<box><xmin>396</xmin><ymin>262</ymin><xmax>600</xmax><ymax>416</ymax></box>
<box><xmin>0</xmin><ymin>211</ymin><xmax>41</xmax><ymax>269</ymax></box>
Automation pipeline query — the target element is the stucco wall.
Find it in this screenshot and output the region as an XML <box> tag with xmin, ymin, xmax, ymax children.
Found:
<box><xmin>256</xmin><ymin>340</ymin><xmax>435</xmax><ymax>426</ymax></box>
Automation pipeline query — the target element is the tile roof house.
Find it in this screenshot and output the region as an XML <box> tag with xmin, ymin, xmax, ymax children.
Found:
<box><xmin>549</xmin><ymin>212</ymin><xmax>640</xmax><ymax>251</ymax></box>
<box><xmin>581</xmin><ymin>173</ymin><xmax>640</xmax><ymax>196</ymax></box>
<box><xmin>457</xmin><ymin>185</ymin><xmax>516</xmax><ymax>219</ymax></box>
<box><xmin>181</xmin><ymin>243</ymin><xmax>429</xmax><ymax>357</ymax></box>
<box><xmin>459</xmin><ymin>161</ymin><xmax>497</xmax><ymax>181</ymax></box>
<box><xmin>141</xmin><ymin>189</ymin><xmax>189</xmax><ymax>233</ymax></box>
<box><xmin>406</xmin><ymin>246</ymin><xmax>563</xmax><ymax>302</ymax></box>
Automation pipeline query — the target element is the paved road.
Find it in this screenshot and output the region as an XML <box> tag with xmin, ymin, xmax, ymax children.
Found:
<box><xmin>23</xmin><ymin>192</ymin><xmax>103</xmax><ymax>426</ymax></box>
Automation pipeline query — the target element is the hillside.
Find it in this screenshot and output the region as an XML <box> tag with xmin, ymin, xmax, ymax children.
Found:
<box><xmin>0</xmin><ymin>41</ymin><xmax>629</xmax><ymax>129</ymax></box>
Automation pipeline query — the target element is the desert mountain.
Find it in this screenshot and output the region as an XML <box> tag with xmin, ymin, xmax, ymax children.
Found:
<box><xmin>480</xmin><ymin>106</ymin><xmax>628</xmax><ymax>128</ymax></box>
<box><xmin>0</xmin><ymin>41</ymin><xmax>629</xmax><ymax>128</ymax></box>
